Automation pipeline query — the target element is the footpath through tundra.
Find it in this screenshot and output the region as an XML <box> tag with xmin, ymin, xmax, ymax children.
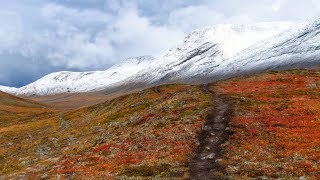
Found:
<box><xmin>189</xmin><ymin>85</ymin><xmax>231</xmax><ymax>179</ymax></box>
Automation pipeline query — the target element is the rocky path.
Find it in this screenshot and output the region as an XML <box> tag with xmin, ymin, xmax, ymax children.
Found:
<box><xmin>189</xmin><ymin>85</ymin><xmax>231</xmax><ymax>180</ymax></box>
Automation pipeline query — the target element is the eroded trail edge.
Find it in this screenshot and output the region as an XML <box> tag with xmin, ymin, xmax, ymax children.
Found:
<box><xmin>189</xmin><ymin>85</ymin><xmax>231</xmax><ymax>180</ymax></box>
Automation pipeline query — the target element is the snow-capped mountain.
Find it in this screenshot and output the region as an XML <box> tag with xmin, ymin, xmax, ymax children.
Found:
<box><xmin>15</xmin><ymin>56</ymin><xmax>155</xmax><ymax>96</ymax></box>
<box><xmin>105</xmin><ymin>22</ymin><xmax>296</xmax><ymax>91</ymax></box>
<box><xmin>212</xmin><ymin>19</ymin><xmax>320</xmax><ymax>79</ymax></box>
<box><xmin>4</xmin><ymin>20</ymin><xmax>320</xmax><ymax>97</ymax></box>
<box><xmin>107</xmin><ymin>20</ymin><xmax>320</xmax><ymax>93</ymax></box>
<box><xmin>0</xmin><ymin>85</ymin><xmax>17</xmax><ymax>94</ymax></box>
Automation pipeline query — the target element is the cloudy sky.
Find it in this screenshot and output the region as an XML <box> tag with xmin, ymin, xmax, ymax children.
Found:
<box><xmin>0</xmin><ymin>0</ymin><xmax>319</xmax><ymax>87</ymax></box>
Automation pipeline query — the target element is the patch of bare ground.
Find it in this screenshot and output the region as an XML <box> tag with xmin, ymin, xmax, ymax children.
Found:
<box><xmin>188</xmin><ymin>85</ymin><xmax>231</xmax><ymax>180</ymax></box>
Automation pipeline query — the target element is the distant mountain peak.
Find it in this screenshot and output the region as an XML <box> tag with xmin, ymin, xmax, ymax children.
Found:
<box><xmin>12</xmin><ymin>56</ymin><xmax>155</xmax><ymax>96</ymax></box>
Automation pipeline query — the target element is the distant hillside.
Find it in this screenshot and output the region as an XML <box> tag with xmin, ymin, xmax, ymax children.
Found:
<box><xmin>0</xmin><ymin>91</ymin><xmax>44</xmax><ymax>108</ymax></box>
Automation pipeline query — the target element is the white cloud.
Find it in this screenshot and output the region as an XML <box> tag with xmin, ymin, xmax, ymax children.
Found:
<box><xmin>271</xmin><ymin>0</ymin><xmax>287</xmax><ymax>12</ymax></box>
<box><xmin>0</xmin><ymin>2</ymin><xmax>184</xmax><ymax>71</ymax></box>
<box><xmin>168</xmin><ymin>5</ymin><xmax>225</xmax><ymax>32</ymax></box>
<box><xmin>311</xmin><ymin>0</ymin><xmax>320</xmax><ymax>10</ymax></box>
<box><xmin>106</xmin><ymin>6</ymin><xmax>184</xmax><ymax>58</ymax></box>
<box><xmin>0</xmin><ymin>11</ymin><xmax>23</xmax><ymax>50</ymax></box>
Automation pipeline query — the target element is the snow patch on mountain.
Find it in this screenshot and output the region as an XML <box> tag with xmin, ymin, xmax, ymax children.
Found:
<box><xmin>213</xmin><ymin>19</ymin><xmax>320</xmax><ymax>78</ymax></box>
<box><xmin>118</xmin><ymin>22</ymin><xmax>295</xmax><ymax>86</ymax></box>
<box><xmin>0</xmin><ymin>85</ymin><xmax>17</xmax><ymax>94</ymax></box>
<box><xmin>16</xmin><ymin>56</ymin><xmax>155</xmax><ymax>96</ymax></box>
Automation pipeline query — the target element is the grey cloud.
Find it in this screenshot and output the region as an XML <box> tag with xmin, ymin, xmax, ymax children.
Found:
<box><xmin>0</xmin><ymin>0</ymin><xmax>319</xmax><ymax>87</ymax></box>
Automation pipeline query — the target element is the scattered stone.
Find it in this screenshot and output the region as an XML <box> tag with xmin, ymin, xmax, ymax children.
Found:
<box><xmin>307</xmin><ymin>84</ymin><xmax>317</xmax><ymax>88</ymax></box>
<box><xmin>59</xmin><ymin>116</ymin><xmax>70</xmax><ymax>131</ymax></box>
<box><xmin>41</xmin><ymin>173</ymin><xmax>49</xmax><ymax>179</ymax></box>
<box><xmin>201</xmin><ymin>153</ymin><xmax>215</xmax><ymax>160</ymax></box>
<box><xmin>37</xmin><ymin>146</ymin><xmax>51</xmax><ymax>157</ymax></box>
<box><xmin>202</xmin><ymin>125</ymin><xmax>212</xmax><ymax>131</ymax></box>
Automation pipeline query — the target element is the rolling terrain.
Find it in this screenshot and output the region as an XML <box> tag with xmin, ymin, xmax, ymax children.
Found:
<box><xmin>0</xmin><ymin>84</ymin><xmax>213</xmax><ymax>178</ymax></box>
<box><xmin>28</xmin><ymin>91</ymin><xmax>120</xmax><ymax>110</ymax></box>
<box><xmin>1</xmin><ymin>68</ymin><xmax>319</xmax><ymax>179</ymax></box>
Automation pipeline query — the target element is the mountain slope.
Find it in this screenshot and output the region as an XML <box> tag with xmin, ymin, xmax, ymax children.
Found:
<box><xmin>16</xmin><ymin>56</ymin><xmax>155</xmax><ymax>96</ymax></box>
<box><xmin>106</xmin><ymin>20</ymin><xmax>320</xmax><ymax>94</ymax></box>
<box><xmin>111</xmin><ymin>22</ymin><xmax>294</xmax><ymax>89</ymax></box>
<box><xmin>211</xmin><ymin>19</ymin><xmax>320</xmax><ymax>79</ymax></box>
<box><xmin>4</xmin><ymin>22</ymin><xmax>293</xmax><ymax>97</ymax></box>
<box><xmin>0</xmin><ymin>85</ymin><xmax>17</xmax><ymax>94</ymax></box>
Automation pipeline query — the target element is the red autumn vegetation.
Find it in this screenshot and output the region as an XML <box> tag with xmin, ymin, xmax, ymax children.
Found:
<box><xmin>2</xmin><ymin>69</ymin><xmax>319</xmax><ymax>179</ymax></box>
<box><xmin>0</xmin><ymin>84</ymin><xmax>212</xmax><ymax>179</ymax></box>
<box><xmin>212</xmin><ymin>69</ymin><xmax>320</xmax><ymax>179</ymax></box>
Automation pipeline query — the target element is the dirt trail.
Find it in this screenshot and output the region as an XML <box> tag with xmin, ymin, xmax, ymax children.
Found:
<box><xmin>188</xmin><ymin>85</ymin><xmax>231</xmax><ymax>180</ymax></box>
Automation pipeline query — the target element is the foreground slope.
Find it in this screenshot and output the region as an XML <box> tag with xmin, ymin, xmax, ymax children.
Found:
<box><xmin>211</xmin><ymin>69</ymin><xmax>320</xmax><ymax>179</ymax></box>
<box><xmin>1</xmin><ymin>85</ymin><xmax>213</xmax><ymax>179</ymax></box>
<box><xmin>1</xmin><ymin>69</ymin><xmax>319</xmax><ymax>179</ymax></box>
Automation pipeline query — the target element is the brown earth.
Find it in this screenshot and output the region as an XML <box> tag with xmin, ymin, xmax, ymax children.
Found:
<box><xmin>188</xmin><ymin>85</ymin><xmax>231</xmax><ymax>180</ymax></box>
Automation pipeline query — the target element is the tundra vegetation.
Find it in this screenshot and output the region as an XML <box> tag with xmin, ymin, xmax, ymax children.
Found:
<box><xmin>0</xmin><ymin>69</ymin><xmax>319</xmax><ymax>179</ymax></box>
<box><xmin>212</xmin><ymin>69</ymin><xmax>320</xmax><ymax>179</ymax></box>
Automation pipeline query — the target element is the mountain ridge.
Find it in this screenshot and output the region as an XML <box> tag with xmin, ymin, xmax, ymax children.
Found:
<box><xmin>10</xmin><ymin>56</ymin><xmax>155</xmax><ymax>96</ymax></box>
<box><xmin>3</xmin><ymin>20</ymin><xmax>320</xmax><ymax>96</ymax></box>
